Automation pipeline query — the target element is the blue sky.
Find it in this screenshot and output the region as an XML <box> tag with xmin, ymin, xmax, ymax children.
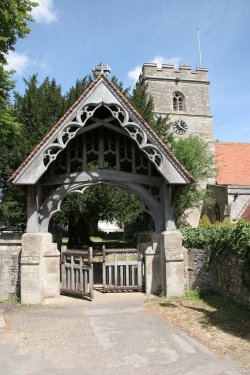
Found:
<box><xmin>6</xmin><ymin>0</ymin><xmax>250</xmax><ymax>142</ymax></box>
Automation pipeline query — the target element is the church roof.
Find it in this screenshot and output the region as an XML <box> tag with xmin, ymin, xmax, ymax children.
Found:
<box><xmin>215</xmin><ymin>142</ymin><xmax>250</xmax><ymax>186</ymax></box>
<box><xmin>8</xmin><ymin>73</ymin><xmax>194</xmax><ymax>185</ymax></box>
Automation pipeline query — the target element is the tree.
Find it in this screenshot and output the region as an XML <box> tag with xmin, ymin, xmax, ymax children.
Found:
<box><xmin>14</xmin><ymin>75</ymin><xmax>64</xmax><ymax>156</ymax></box>
<box><xmin>0</xmin><ymin>0</ymin><xmax>37</xmax><ymax>228</ymax></box>
<box><xmin>54</xmin><ymin>185</ymin><xmax>143</xmax><ymax>247</ymax></box>
<box><xmin>131</xmin><ymin>83</ymin><xmax>173</xmax><ymax>146</ymax></box>
<box><xmin>171</xmin><ymin>136</ymin><xmax>215</xmax><ymax>225</ymax></box>
<box><xmin>0</xmin><ymin>0</ymin><xmax>37</xmax><ymax>64</ymax></box>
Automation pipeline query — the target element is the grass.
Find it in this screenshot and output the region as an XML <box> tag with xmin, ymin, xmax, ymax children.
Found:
<box><xmin>147</xmin><ymin>290</ymin><xmax>250</xmax><ymax>368</ymax></box>
<box><xmin>0</xmin><ymin>297</ymin><xmax>20</xmax><ymax>305</ymax></box>
<box><xmin>62</xmin><ymin>232</ymin><xmax>135</xmax><ymax>247</ymax></box>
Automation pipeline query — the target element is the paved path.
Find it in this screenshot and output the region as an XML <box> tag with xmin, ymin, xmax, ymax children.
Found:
<box><xmin>0</xmin><ymin>292</ymin><xmax>247</xmax><ymax>374</ymax></box>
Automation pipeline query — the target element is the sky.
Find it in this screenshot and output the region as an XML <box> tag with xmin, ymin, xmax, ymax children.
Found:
<box><xmin>6</xmin><ymin>0</ymin><xmax>250</xmax><ymax>142</ymax></box>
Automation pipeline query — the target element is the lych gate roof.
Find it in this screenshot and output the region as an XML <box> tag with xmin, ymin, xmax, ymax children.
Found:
<box><xmin>215</xmin><ymin>142</ymin><xmax>250</xmax><ymax>185</ymax></box>
<box><xmin>9</xmin><ymin>73</ymin><xmax>194</xmax><ymax>186</ymax></box>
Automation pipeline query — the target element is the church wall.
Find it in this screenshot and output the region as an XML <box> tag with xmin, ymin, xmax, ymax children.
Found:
<box><xmin>188</xmin><ymin>248</ymin><xmax>250</xmax><ymax>307</ymax></box>
<box><xmin>0</xmin><ymin>237</ymin><xmax>21</xmax><ymax>300</ymax></box>
<box><xmin>227</xmin><ymin>187</ymin><xmax>250</xmax><ymax>222</ymax></box>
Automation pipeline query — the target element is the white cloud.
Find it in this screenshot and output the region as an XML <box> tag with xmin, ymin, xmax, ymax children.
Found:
<box><xmin>31</xmin><ymin>0</ymin><xmax>57</xmax><ymax>24</ymax></box>
<box><xmin>6</xmin><ymin>51</ymin><xmax>49</xmax><ymax>75</ymax></box>
<box><xmin>152</xmin><ymin>55</ymin><xmax>181</xmax><ymax>68</ymax></box>
<box><xmin>5</xmin><ymin>51</ymin><xmax>31</xmax><ymax>74</ymax></box>
<box><xmin>127</xmin><ymin>66</ymin><xmax>142</xmax><ymax>83</ymax></box>
<box><xmin>128</xmin><ymin>55</ymin><xmax>182</xmax><ymax>84</ymax></box>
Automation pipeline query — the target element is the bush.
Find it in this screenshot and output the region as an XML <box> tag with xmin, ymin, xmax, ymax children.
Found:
<box><xmin>181</xmin><ymin>220</ymin><xmax>250</xmax><ymax>265</ymax></box>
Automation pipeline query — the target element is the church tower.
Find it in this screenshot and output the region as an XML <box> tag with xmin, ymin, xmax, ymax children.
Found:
<box><xmin>136</xmin><ymin>63</ymin><xmax>214</xmax><ymax>141</ymax></box>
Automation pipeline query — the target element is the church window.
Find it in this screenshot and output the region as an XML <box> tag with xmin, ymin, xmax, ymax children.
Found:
<box><xmin>173</xmin><ymin>92</ymin><xmax>184</xmax><ymax>111</ymax></box>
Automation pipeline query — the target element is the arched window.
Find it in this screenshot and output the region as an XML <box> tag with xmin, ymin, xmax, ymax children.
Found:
<box><xmin>173</xmin><ymin>92</ymin><xmax>184</xmax><ymax>111</ymax></box>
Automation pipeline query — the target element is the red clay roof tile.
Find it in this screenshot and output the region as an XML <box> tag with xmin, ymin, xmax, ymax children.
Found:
<box><xmin>215</xmin><ymin>142</ymin><xmax>250</xmax><ymax>185</ymax></box>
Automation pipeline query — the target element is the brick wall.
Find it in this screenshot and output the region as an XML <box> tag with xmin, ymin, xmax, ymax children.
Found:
<box><xmin>188</xmin><ymin>248</ymin><xmax>250</xmax><ymax>307</ymax></box>
<box><xmin>0</xmin><ymin>239</ymin><xmax>22</xmax><ymax>300</ymax></box>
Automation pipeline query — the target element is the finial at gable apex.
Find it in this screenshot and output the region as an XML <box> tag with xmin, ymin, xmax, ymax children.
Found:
<box><xmin>92</xmin><ymin>63</ymin><xmax>112</xmax><ymax>77</ymax></box>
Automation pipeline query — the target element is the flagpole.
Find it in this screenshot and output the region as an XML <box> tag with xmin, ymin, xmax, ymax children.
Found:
<box><xmin>197</xmin><ymin>28</ymin><xmax>202</xmax><ymax>67</ymax></box>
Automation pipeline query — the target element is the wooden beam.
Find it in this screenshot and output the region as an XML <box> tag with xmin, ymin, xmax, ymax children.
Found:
<box><xmin>40</xmin><ymin>169</ymin><xmax>163</xmax><ymax>186</ymax></box>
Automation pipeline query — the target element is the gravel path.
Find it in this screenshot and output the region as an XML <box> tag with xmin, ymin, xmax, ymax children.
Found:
<box><xmin>0</xmin><ymin>292</ymin><xmax>247</xmax><ymax>374</ymax></box>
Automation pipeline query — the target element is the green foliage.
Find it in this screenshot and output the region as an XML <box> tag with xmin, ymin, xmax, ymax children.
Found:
<box><xmin>0</xmin><ymin>0</ymin><xmax>37</xmax><ymax>228</ymax></box>
<box><xmin>171</xmin><ymin>136</ymin><xmax>214</xmax><ymax>180</ymax></box>
<box><xmin>184</xmin><ymin>288</ymin><xmax>201</xmax><ymax>299</ymax></box>
<box><xmin>54</xmin><ymin>186</ymin><xmax>143</xmax><ymax>247</ymax></box>
<box><xmin>131</xmin><ymin>83</ymin><xmax>173</xmax><ymax>146</ymax></box>
<box><xmin>199</xmin><ymin>214</ymin><xmax>212</xmax><ymax>227</ymax></box>
<box><xmin>110</xmin><ymin>76</ymin><xmax>130</xmax><ymax>97</ymax></box>
<box><xmin>131</xmin><ymin>87</ymin><xmax>215</xmax><ymax>225</ymax></box>
<box><xmin>64</xmin><ymin>75</ymin><xmax>93</xmax><ymax>109</ymax></box>
<box><xmin>199</xmin><ymin>215</ymin><xmax>234</xmax><ymax>228</ymax></box>
<box><xmin>181</xmin><ymin>220</ymin><xmax>250</xmax><ymax>265</ymax></box>
<box><xmin>171</xmin><ymin>136</ymin><xmax>215</xmax><ymax>225</ymax></box>
<box><xmin>14</xmin><ymin>75</ymin><xmax>65</xmax><ymax>156</ymax></box>
<box><xmin>64</xmin><ymin>74</ymin><xmax>129</xmax><ymax>110</ymax></box>
<box><xmin>173</xmin><ymin>185</ymin><xmax>213</xmax><ymax>226</ymax></box>
<box><xmin>0</xmin><ymin>0</ymin><xmax>37</xmax><ymax>64</ymax></box>
<box><xmin>131</xmin><ymin>84</ymin><xmax>155</xmax><ymax>125</ymax></box>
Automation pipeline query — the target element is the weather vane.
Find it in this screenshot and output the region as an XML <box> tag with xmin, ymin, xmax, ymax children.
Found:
<box><xmin>92</xmin><ymin>63</ymin><xmax>112</xmax><ymax>77</ymax></box>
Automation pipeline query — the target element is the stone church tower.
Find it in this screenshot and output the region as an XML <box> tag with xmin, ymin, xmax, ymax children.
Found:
<box><xmin>136</xmin><ymin>63</ymin><xmax>215</xmax><ymax>226</ymax></box>
<box><xmin>136</xmin><ymin>63</ymin><xmax>214</xmax><ymax>142</ymax></box>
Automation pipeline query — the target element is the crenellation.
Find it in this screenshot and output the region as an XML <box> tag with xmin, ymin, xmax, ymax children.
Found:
<box><xmin>138</xmin><ymin>62</ymin><xmax>213</xmax><ymax>143</ymax></box>
<box><xmin>140</xmin><ymin>63</ymin><xmax>209</xmax><ymax>83</ymax></box>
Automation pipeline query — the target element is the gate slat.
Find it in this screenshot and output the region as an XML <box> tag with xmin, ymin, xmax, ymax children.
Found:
<box><xmin>138</xmin><ymin>259</ymin><xmax>142</xmax><ymax>288</ymax></box>
<box><xmin>84</xmin><ymin>270</ymin><xmax>88</xmax><ymax>294</ymax></box>
<box><xmin>80</xmin><ymin>257</ymin><xmax>83</xmax><ymax>292</ymax></box>
<box><xmin>102</xmin><ymin>248</ymin><xmax>144</xmax><ymax>292</ymax></box>
<box><xmin>60</xmin><ymin>248</ymin><xmax>93</xmax><ymax>300</ymax></box>
<box><xmin>125</xmin><ymin>252</ymin><xmax>129</xmax><ymax>287</ymax></box>
<box><xmin>114</xmin><ymin>252</ymin><xmax>117</xmax><ymax>287</ymax></box>
<box><xmin>102</xmin><ymin>246</ymin><xmax>106</xmax><ymax>292</ymax></box>
<box><xmin>71</xmin><ymin>255</ymin><xmax>75</xmax><ymax>291</ymax></box>
<box><xmin>131</xmin><ymin>265</ymin><xmax>135</xmax><ymax>286</ymax></box>
<box><xmin>89</xmin><ymin>247</ymin><xmax>94</xmax><ymax>300</ymax></box>
<box><xmin>108</xmin><ymin>266</ymin><xmax>112</xmax><ymax>286</ymax></box>
<box><xmin>120</xmin><ymin>265</ymin><xmax>124</xmax><ymax>287</ymax></box>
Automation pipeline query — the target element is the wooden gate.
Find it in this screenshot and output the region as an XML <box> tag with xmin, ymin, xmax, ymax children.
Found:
<box><xmin>60</xmin><ymin>247</ymin><xmax>93</xmax><ymax>300</ymax></box>
<box><xmin>102</xmin><ymin>247</ymin><xmax>143</xmax><ymax>292</ymax></box>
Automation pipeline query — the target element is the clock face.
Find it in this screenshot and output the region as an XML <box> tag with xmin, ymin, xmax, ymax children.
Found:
<box><xmin>173</xmin><ymin>120</ymin><xmax>187</xmax><ymax>135</ymax></box>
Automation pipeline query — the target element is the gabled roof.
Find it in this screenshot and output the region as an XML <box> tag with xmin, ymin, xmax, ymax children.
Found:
<box><xmin>9</xmin><ymin>74</ymin><xmax>194</xmax><ymax>186</ymax></box>
<box><xmin>215</xmin><ymin>142</ymin><xmax>250</xmax><ymax>185</ymax></box>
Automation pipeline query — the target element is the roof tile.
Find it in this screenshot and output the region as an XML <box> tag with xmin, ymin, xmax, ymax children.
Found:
<box><xmin>215</xmin><ymin>142</ymin><xmax>250</xmax><ymax>185</ymax></box>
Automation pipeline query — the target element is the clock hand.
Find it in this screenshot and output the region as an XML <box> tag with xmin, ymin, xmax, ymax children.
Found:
<box><xmin>178</xmin><ymin>124</ymin><xmax>186</xmax><ymax>131</ymax></box>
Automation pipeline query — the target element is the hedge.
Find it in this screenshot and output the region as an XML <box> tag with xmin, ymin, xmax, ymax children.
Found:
<box><xmin>181</xmin><ymin>221</ymin><xmax>250</xmax><ymax>265</ymax></box>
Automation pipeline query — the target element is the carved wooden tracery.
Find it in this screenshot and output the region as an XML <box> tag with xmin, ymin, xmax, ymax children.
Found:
<box><xmin>42</xmin><ymin>103</ymin><xmax>163</xmax><ymax>172</ymax></box>
<box><xmin>38</xmin><ymin>103</ymin><xmax>165</xmax><ymax>232</ymax></box>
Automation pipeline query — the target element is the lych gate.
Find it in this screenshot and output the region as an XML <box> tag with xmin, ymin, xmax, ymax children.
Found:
<box><xmin>9</xmin><ymin>66</ymin><xmax>194</xmax><ymax>304</ymax></box>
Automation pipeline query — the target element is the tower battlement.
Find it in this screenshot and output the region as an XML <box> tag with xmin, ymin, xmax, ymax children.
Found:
<box><xmin>136</xmin><ymin>62</ymin><xmax>213</xmax><ymax>143</ymax></box>
<box><xmin>138</xmin><ymin>63</ymin><xmax>209</xmax><ymax>85</ymax></box>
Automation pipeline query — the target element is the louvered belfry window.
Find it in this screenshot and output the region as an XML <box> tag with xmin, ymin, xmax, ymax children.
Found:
<box><xmin>173</xmin><ymin>92</ymin><xmax>184</xmax><ymax>111</ymax></box>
